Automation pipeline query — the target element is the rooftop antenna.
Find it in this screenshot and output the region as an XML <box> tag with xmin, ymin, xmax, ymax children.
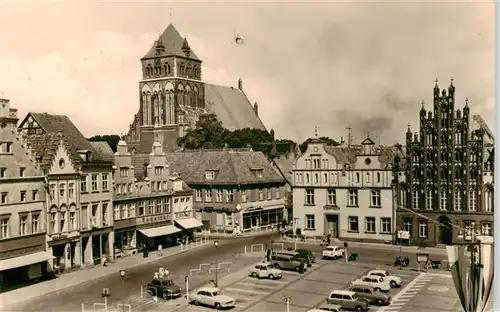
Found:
<box><xmin>346</xmin><ymin>126</ymin><xmax>352</xmax><ymax>147</ymax></box>
<box><xmin>169</xmin><ymin>8</ymin><xmax>173</xmax><ymax>24</ymax></box>
<box><xmin>314</xmin><ymin>126</ymin><xmax>318</xmax><ymax>138</ymax></box>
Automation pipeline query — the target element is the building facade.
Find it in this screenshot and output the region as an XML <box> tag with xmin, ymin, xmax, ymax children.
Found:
<box><xmin>166</xmin><ymin>149</ymin><xmax>287</xmax><ymax>232</ymax></box>
<box><xmin>20</xmin><ymin>113</ymin><xmax>115</xmax><ymax>267</ymax></box>
<box><xmin>113</xmin><ymin>140</ymin><xmax>194</xmax><ymax>256</ymax></box>
<box><xmin>292</xmin><ymin>137</ymin><xmax>401</xmax><ymax>243</ymax></box>
<box><xmin>0</xmin><ymin>98</ymin><xmax>51</xmax><ymax>287</ymax></box>
<box><xmin>124</xmin><ymin>23</ymin><xmax>266</xmax><ymax>153</ymax></box>
<box><xmin>397</xmin><ymin>79</ymin><xmax>494</xmax><ymax>247</ymax></box>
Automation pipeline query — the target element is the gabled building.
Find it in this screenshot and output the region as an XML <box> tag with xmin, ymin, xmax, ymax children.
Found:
<box><xmin>19</xmin><ymin>113</ymin><xmax>114</xmax><ymax>267</ymax></box>
<box><xmin>292</xmin><ymin>137</ymin><xmax>402</xmax><ymax>243</ymax></box>
<box><xmin>166</xmin><ymin>149</ymin><xmax>287</xmax><ymax>232</ymax></box>
<box><xmin>0</xmin><ymin>98</ymin><xmax>50</xmax><ymax>288</ymax></box>
<box><xmin>125</xmin><ymin>23</ymin><xmax>267</xmax><ymax>153</ymax></box>
<box><xmin>113</xmin><ymin>140</ymin><xmax>193</xmax><ymax>255</ymax></box>
<box><xmin>397</xmin><ymin>80</ymin><xmax>494</xmax><ymax>247</ymax></box>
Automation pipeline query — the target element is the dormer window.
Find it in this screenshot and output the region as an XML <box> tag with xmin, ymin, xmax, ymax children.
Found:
<box><xmin>251</xmin><ymin>168</ymin><xmax>264</xmax><ymax>178</ymax></box>
<box><xmin>77</xmin><ymin>150</ymin><xmax>91</xmax><ymax>162</ymax></box>
<box><xmin>155</xmin><ymin>166</ymin><xmax>164</xmax><ymax>176</ymax></box>
<box><xmin>205</xmin><ymin>170</ymin><xmax>216</xmax><ymax>180</ymax></box>
<box><xmin>120</xmin><ymin>167</ymin><xmax>129</xmax><ymax>177</ymax></box>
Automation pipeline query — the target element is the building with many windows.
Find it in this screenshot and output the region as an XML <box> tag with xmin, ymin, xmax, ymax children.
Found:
<box><xmin>292</xmin><ymin>137</ymin><xmax>402</xmax><ymax>243</ymax></box>
<box><xmin>0</xmin><ymin>98</ymin><xmax>51</xmax><ymax>287</ymax></box>
<box><xmin>20</xmin><ymin>113</ymin><xmax>115</xmax><ymax>267</ymax></box>
<box><xmin>113</xmin><ymin>140</ymin><xmax>193</xmax><ymax>256</ymax></box>
<box><xmin>166</xmin><ymin>149</ymin><xmax>286</xmax><ymax>232</ymax></box>
<box><xmin>396</xmin><ymin>79</ymin><xmax>494</xmax><ymax>246</ymax></box>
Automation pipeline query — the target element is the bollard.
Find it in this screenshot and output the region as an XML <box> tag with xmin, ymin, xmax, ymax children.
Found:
<box><xmin>81</xmin><ymin>304</ymin><xmax>85</xmax><ymax>312</ymax></box>
<box><xmin>140</xmin><ymin>285</ymin><xmax>143</xmax><ymax>299</ymax></box>
<box><xmin>244</xmin><ymin>245</ymin><xmax>247</xmax><ymax>254</ymax></box>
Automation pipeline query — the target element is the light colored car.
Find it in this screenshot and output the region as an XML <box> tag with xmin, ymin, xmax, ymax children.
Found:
<box><xmin>322</xmin><ymin>246</ymin><xmax>345</xmax><ymax>260</ymax></box>
<box><xmin>350</xmin><ymin>275</ymin><xmax>391</xmax><ymax>292</ymax></box>
<box><xmin>367</xmin><ymin>269</ymin><xmax>402</xmax><ymax>288</ymax></box>
<box><xmin>307</xmin><ymin>303</ymin><xmax>344</xmax><ymax>312</ymax></box>
<box><xmin>190</xmin><ymin>287</ymin><xmax>235</xmax><ymax>309</ymax></box>
<box><xmin>326</xmin><ymin>290</ymin><xmax>369</xmax><ymax>311</ymax></box>
<box><xmin>249</xmin><ymin>262</ymin><xmax>283</xmax><ymax>279</ymax></box>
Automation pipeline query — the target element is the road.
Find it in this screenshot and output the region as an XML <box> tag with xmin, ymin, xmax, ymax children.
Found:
<box><xmin>4</xmin><ymin>235</ymin><xmax>272</xmax><ymax>312</ymax></box>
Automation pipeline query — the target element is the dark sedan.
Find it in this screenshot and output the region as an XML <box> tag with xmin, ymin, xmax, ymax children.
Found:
<box><xmin>296</xmin><ymin>249</ymin><xmax>316</xmax><ymax>263</ymax></box>
<box><xmin>348</xmin><ymin>285</ymin><xmax>391</xmax><ymax>306</ymax></box>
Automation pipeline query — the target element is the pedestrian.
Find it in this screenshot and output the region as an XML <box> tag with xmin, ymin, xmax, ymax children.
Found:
<box><xmin>327</xmin><ymin>234</ymin><xmax>331</xmax><ymax>245</ymax></box>
<box><xmin>266</xmin><ymin>248</ymin><xmax>271</xmax><ymax>262</ymax></box>
<box><xmin>101</xmin><ymin>255</ymin><xmax>107</xmax><ymax>267</ymax></box>
<box><xmin>154</xmin><ymin>271</ymin><xmax>159</xmax><ymax>279</ymax></box>
<box><xmin>299</xmin><ymin>259</ymin><xmax>305</xmax><ymax>274</ymax></box>
<box><xmin>158</xmin><ymin>244</ymin><xmax>163</xmax><ymax>256</ymax></box>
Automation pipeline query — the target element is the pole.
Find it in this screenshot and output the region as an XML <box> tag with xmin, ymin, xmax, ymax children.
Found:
<box><xmin>399</xmin><ymin>233</ymin><xmax>403</xmax><ymax>270</ymax></box>
<box><xmin>286</xmin><ymin>300</ymin><xmax>290</xmax><ymax>312</ymax></box>
<box><xmin>185</xmin><ymin>276</ymin><xmax>189</xmax><ymax>302</ymax></box>
<box><xmin>121</xmin><ymin>277</ymin><xmax>125</xmax><ymax>312</ymax></box>
<box><xmin>215</xmin><ymin>246</ymin><xmax>219</xmax><ymax>287</ymax></box>
<box><xmin>104</xmin><ymin>296</ymin><xmax>108</xmax><ymax>312</ymax></box>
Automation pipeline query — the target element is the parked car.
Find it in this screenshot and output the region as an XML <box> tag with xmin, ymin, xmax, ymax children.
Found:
<box><xmin>367</xmin><ymin>269</ymin><xmax>402</xmax><ymax>288</ymax></box>
<box><xmin>272</xmin><ymin>250</ymin><xmax>311</xmax><ymax>266</ymax></box>
<box><xmin>326</xmin><ymin>290</ymin><xmax>369</xmax><ymax>311</ymax></box>
<box><xmin>270</xmin><ymin>254</ymin><xmax>306</xmax><ymax>272</ymax></box>
<box><xmin>350</xmin><ymin>276</ymin><xmax>391</xmax><ymax>292</ymax></box>
<box><xmin>296</xmin><ymin>249</ymin><xmax>316</xmax><ymax>263</ymax></box>
<box><xmin>249</xmin><ymin>262</ymin><xmax>283</xmax><ymax>279</ymax></box>
<box><xmin>348</xmin><ymin>285</ymin><xmax>391</xmax><ymax>306</ymax></box>
<box><xmin>322</xmin><ymin>246</ymin><xmax>345</xmax><ymax>260</ymax></box>
<box><xmin>190</xmin><ymin>287</ymin><xmax>236</xmax><ymax>310</ymax></box>
<box><xmin>307</xmin><ymin>303</ymin><xmax>344</xmax><ymax>312</ymax></box>
<box><xmin>147</xmin><ymin>277</ymin><xmax>182</xmax><ymax>300</ymax></box>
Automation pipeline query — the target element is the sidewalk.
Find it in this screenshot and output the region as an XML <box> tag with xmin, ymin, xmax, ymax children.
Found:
<box><xmin>195</xmin><ymin>229</ymin><xmax>277</xmax><ymax>240</ymax></box>
<box><xmin>0</xmin><ymin>241</ymin><xmax>210</xmax><ymax>309</ymax></box>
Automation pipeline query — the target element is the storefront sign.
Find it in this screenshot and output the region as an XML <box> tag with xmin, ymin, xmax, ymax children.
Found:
<box><xmin>175</xmin><ymin>210</ymin><xmax>193</xmax><ymax>219</ymax></box>
<box><xmin>245</xmin><ymin>206</ymin><xmax>263</xmax><ymax>212</ymax></box>
<box><xmin>0</xmin><ymin>245</ymin><xmax>44</xmax><ymax>260</ymax></box>
<box><xmin>138</xmin><ymin>214</ymin><xmax>171</xmax><ymax>225</ymax></box>
<box><xmin>114</xmin><ymin>218</ymin><xmax>137</xmax><ymax>229</ymax></box>
<box><xmin>323</xmin><ymin>205</ymin><xmax>339</xmax><ymax>211</ymax></box>
<box><xmin>51</xmin><ymin>234</ymin><xmax>68</xmax><ymax>241</ymax></box>
<box><xmin>397</xmin><ymin>231</ymin><xmax>410</xmax><ymax>240</ymax></box>
<box><xmin>80</xmin><ymin>228</ymin><xmax>111</xmax><ymax>238</ymax></box>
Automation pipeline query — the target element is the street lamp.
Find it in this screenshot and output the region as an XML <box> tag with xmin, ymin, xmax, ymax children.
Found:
<box><xmin>119</xmin><ymin>270</ymin><xmax>126</xmax><ymax>312</ymax></box>
<box><xmin>214</xmin><ymin>241</ymin><xmax>219</xmax><ymax>287</ymax></box>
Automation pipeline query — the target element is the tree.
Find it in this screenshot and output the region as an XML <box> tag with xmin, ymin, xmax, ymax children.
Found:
<box><xmin>88</xmin><ymin>135</ymin><xmax>121</xmax><ymax>153</ymax></box>
<box><xmin>299</xmin><ymin>136</ymin><xmax>339</xmax><ymax>153</ymax></box>
<box><xmin>177</xmin><ymin>113</ymin><xmax>230</xmax><ymax>149</ymax></box>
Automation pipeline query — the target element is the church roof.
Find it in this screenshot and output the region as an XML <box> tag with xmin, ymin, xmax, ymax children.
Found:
<box><xmin>142</xmin><ymin>23</ymin><xmax>201</xmax><ymax>61</ymax></box>
<box><xmin>204</xmin><ymin>83</ymin><xmax>267</xmax><ymax>131</ymax></box>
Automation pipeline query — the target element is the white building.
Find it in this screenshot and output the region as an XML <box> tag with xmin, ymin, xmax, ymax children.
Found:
<box><xmin>292</xmin><ymin>137</ymin><xmax>403</xmax><ymax>243</ymax></box>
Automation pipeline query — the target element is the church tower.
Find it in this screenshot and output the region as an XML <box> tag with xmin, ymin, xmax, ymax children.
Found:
<box><xmin>128</xmin><ymin>23</ymin><xmax>205</xmax><ymax>153</ymax></box>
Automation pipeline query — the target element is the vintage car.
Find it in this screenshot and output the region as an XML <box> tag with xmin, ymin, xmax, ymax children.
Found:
<box><xmin>146</xmin><ymin>277</ymin><xmax>182</xmax><ymax>300</ymax></box>
<box><xmin>307</xmin><ymin>303</ymin><xmax>344</xmax><ymax>312</ymax></box>
<box><xmin>367</xmin><ymin>269</ymin><xmax>402</xmax><ymax>288</ymax></box>
<box><xmin>190</xmin><ymin>287</ymin><xmax>236</xmax><ymax>310</ymax></box>
<box><xmin>249</xmin><ymin>262</ymin><xmax>283</xmax><ymax>279</ymax></box>
<box><xmin>350</xmin><ymin>275</ymin><xmax>391</xmax><ymax>292</ymax></box>
<box><xmin>348</xmin><ymin>285</ymin><xmax>391</xmax><ymax>306</ymax></box>
<box><xmin>326</xmin><ymin>290</ymin><xmax>369</xmax><ymax>311</ymax></box>
<box><xmin>322</xmin><ymin>246</ymin><xmax>345</xmax><ymax>260</ymax></box>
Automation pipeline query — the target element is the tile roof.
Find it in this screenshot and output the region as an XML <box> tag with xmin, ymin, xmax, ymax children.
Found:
<box><xmin>165</xmin><ymin>149</ymin><xmax>286</xmax><ymax>185</ymax></box>
<box><xmin>204</xmin><ymin>84</ymin><xmax>266</xmax><ymax>131</ymax></box>
<box><xmin>90</xmin><ymin>141</ymin><xmax>115</xmax><ymax>162</ymax></box>
<box><xmin>272</xmin><ymin>156</ymin><xmax>295</xmax><ymax>185</ymax></box>
<box><xmin>323</xmin><ymin>144</ymin><xmax>403</xmax><ymax>169</ymax></box>
<box><xmin>27</xmin><ymin>112</ymin><xmax>110</xmax><ymax>164</ymax></box>
<box><xmin>142</xmin><ymin>24</ymin><xmax>201</xmax><ymax>61</ymax></box>
<box><xmin>24</xmin><ymin>133</ymin><xmax>75</xmax><ymax>169</ymax></box>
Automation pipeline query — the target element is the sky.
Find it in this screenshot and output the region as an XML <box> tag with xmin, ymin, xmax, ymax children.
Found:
<box><xmin>0</xmin><ymin>0</ymin><xmax>495</xmax><ymax>145</ymax></box>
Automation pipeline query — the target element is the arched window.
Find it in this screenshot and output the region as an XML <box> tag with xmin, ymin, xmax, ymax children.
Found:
<box><xmin>412</xmin><ymin>189</ymin><xmax>419</xmax><ymax>209</ymax></box>
<box><xmin>484</xmin><ymin>187</ymin><xmax>493</xmax><ymax>212</ymax></box>
<box><xmin>356</xmin><ymin>172</ymin><xmax>360</xmax><ymax>184</ymax></box>
<box><xmin>376</xmin><ymin>172</ymin><xmax>381</xmax><ymax>183</ymax></box>
<box><xmin>193</xmin><ymin>86</ymin><xmax>198</xmax><ymax>107</ymax></box>
<box><xmin>440</xmin><ymin>189</ymin><xmax>447</xmax><ymax>210</ymax></box>
<box><xmin>426</xmin><ymin>190</ymin><xmax>433</xmax><ymax>210</ymax></box>
<box><xmin>469</xmin><ymin>190</ymin><xmax>477</xmax><ymax>211</ymax></box>
<box><xmin>454</xmin><ymin>189</ymin><xmax>461</xmax><ymax>211</ymax></box>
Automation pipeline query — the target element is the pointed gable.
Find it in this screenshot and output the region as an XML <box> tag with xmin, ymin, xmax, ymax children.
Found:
<box><xmin>24</xmin><ymin>133</ymin><xmax>79</xmax><ymax>172</ymax></box>
<box><xmin>49</xmin><ymin>141</ymin><xmax>79</xmax><ymax>174</ymax></box>
<box><xmin>361</xmin><ymin>137</ymin><xmax>376</xmax><ymax>145</ymax></box>
<box><xmin>142</xmin><ymin>24</ymin><xmax>201</xmax><ymax>61</ymax></box>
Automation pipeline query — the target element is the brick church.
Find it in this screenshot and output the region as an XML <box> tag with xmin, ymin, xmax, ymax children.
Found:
<box><xmin>125</xmin><ymin>23</ymin><xmax>267</xmax><ymax>153</ymax></box>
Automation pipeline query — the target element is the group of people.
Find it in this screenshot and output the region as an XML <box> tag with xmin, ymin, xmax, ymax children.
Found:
<box><xmin>153</xmin><ymin>267</ymin><xmax>170</xmax><ymax>279</ymax></box>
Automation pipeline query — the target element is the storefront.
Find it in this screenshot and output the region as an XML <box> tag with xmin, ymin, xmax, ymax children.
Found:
<box><xmin>48</xmin><ymin>233</ymin><xmax>81</xmax><ymax>270</ymax></box>
<box><xmin>241</xmin><ymin>205</ymin><xmax>284</xmax><ymax>230</ymax></box>
<box><xmin>136</xmin><ymin>214</ymin><xmax>178</xmax><ymax>251</ymax></box>
<box><xmin>114</xmin><ymin>218</ymin><xmax>138</xmax><ymax>257</ymax></box>
<box><xmin>174</xmin><ymin>217</ymin><xmax>203</xmax><ymax>241</ymax></box>
<box><xmin>80</xmin><ymin>227</ymin><xmax>113</xmax><ymax>265</ymax></box>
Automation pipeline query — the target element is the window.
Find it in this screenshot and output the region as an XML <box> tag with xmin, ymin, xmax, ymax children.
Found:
<box><xmin>312</xmin><ymin>157</ymin><xmax>320</xmax><ymax>169</ymax></box>
<box><xmin>440</xmin><ymin>190</ymin><xmax>447</xmax><ymax>210</ymax></box>
<box><xmin>128</xmin><ymin>183</ymin><xmax>133</xmax><ymax>193</ymax></box>
<box><xmin>155</xmin><ymin>166</ymin><xmax>163</xmax><ymax>176</ymax></box>
<box><xmin>49</xmin><ymin>184</ymin><xmax>56</xmax><ymax>199</ymax></box>
<box><xmin>102</xmin><ymin>174</ymin><xmax>108</xmax><ymax>191</ymax></box>
<box><xmin>60</xmin><ymin>211</ymin><xmax>66</xmax><ymax>232</ymax></box>
<box><xmin>205</xmin><ymin>171</ymin><xmax>215</xmax><ymax>180</ymax></box>
<box><xmin>0</xmin><ymin>218</ymin><xmax>9</xmax><ymax>238</ymax></box>
<box><xmin>365</xmin><ymin>217</ymin><xmax>376</xmax><ymax>233</ymax></box>
<box><xmin>356</xmin><ymin>172</ymin><xmax>360</xmax><ymax>183</ymax></box>
<box><xmin>120</xmin><ymin>167</ymin><xmax>129</xmax><ymax>177</ymax></box>
<box><xmin>20</xmin><ymin>167</ymin><xmax>26</xmax><ymax>177</ymax></box>
<box><xmin>275</xmin><ymin>188</ymin><xmax>280</xmax><ymax>199</ymax></box>
<box><xmin>225</xmin><ymin>213</ymin><xmax>233</xmax><ymax>226</ymax></box>
<box><xmin>412</xmin><ymin>190</ymin><xmax>419</xmax><ymax>209</ymax></box>
<box><xmin>128</xmin><ymin>204</ymin><xmax>135</xmax><ymax>217</ymax></box>
<box><xmin>324</xmin><ymin>173</ymin><xmax>328</xmax><ymax>184</ymax></box>
<box><xmin>348</xmin><ymin>216</ymin><xmax>359</xmax><ymax>232</ymax></box>
<box><xmin>484</xmin><ymin>188</ymin><xmax>493</xmax><ymax>212</ymax></box>
<box><xmin>241</xmin><ymin>190</ymin><xmax>248</xmax><ymax>202</ymax></box>
<box><xmin>91</xmin><ymin>175</ymin><xmax>98</xmax><ymax>191</ymax></box>
<box><xmin>148</xmin><ymin>201</ymin><xmax>154</xmax><ymax>215</ymax></box>
<box><xmin>381</xmin><ymin>217</ymin><xmax>391</xmax><ymax>234</ymax></box>
<box><xmin>426</xmin><ymin>190</ymin><xmax>433</xmax><ymax>210</ymax></box>
<box><xmin>314</xmin><ymin>173</ymin><xmax>319</xmax><ymax>184</ymax></box>
<box><xmin>305</xmin><ymin>173</ymin><xmax>310</xmax><ymax>184</ymax></box>
<box><xmin>102</xmin><ymin>203</ymin><xmax>108</xmax><ymax>225</ymax></box>
<box><xmin>403</xmin><ymin>219</ymin><xmax>412</xmax><ymax>234</ymax></box>
<box><xmin>69</xmin><ymin>211</ymin><xmax>76</xmax><ymax>230</ymax></box>
<box><xmin>114</xmin><ymin>205</ymin><xmax>120</xmax><ymax>220</ymax></box>
<box><xmin>348</xmin><ymin>190</ymin><xmax>358</xmax><ymax>206</ymax></box>
<box><xmin>139</xmin><ymin>201</ymin><xmax>145</xmax><ymax>216</ymax></box>
<box><xmin>376</xmin><ymin>172</ymin><xmax>381</xmax><ymax>183</ymax></box>
<box><xmin>418</xmin><ymin>220</ymin><xmax>428</xmax><ymax>238</ymax></box>
<box><xmin>267</xmin><ymin>189</ymin><xmax>272</xmax><ymax>200</ymax></box>
<box><xmin>19</xmin><ymin>215</ymin><xmax>28</xmax><ymax>235</ymax></box>
<box><xmin>327</xmin><ymin>189</ymin><xmax>336</xmax><ymax>205</ymax></box>
<box><xmin>32</xmin><ymin>213</ymin><xmax>39</xmax><ymax>233</ymax></box>
<box><xmin>371</xmin><ymin>190</ymin><xmax>381</xmax><ymax>207</ymax></box>
<box><xmin>469</xmin><ymin>190</ymin><xmax>476</xmax><ymax>211</ymax></box>
<box><xmin>20</xmin><ymin>191</ymin><xmax>27</xmax><ymax>202</ymax></box>
<box><xmin>216</xmin><ymin>190</ymin><xmax>223</xmax><ymax>202</ymax></box>
<box><xmin>121</xmin><ymin>204</ymin><xmax>128</xmax><ymax>219</ymax></box>
<box><xmin>81</xmin><ymin>176</ymin><xmax>87</xmax><ymax>192</ymax></box>
<box><xmin>205</xmin><ymin>189</ymin><xmax>212</xmax><ymax>202</ymax></box>
<box><xmin>59</xmin><ymin>183</ymin><xmax>65</xmax><ymax>197</ymax></box>
<box><xmin>255</xmin><ymin>169</ymin><xmax>264</xmax><ymax>178</ymax></box>
<box><xmin>0</xmin><ymin>168</ymin><xmax>6</xmax><ymax>178</ymax></box>
<box><xmin>49</xmin><ymin>212</ymin><xmax>57</xmax><ymax>234</ymax></box>
<box><xmin>454</xmin><ymin>189</ymin><xmax>462</xmax><ymax>211</ymax></box>
<box><xmin>156</xmin><ymin>200</ymin><xmax>162</xmax><ymax>214</ymax></box>
<box><xmin>481</xmin><ymin>223</ymin><xmax>492</xmax><ymax>236</ymax></box>
<box><xmin>196</xmin><ymin>190</ymin><xmax>202</xmax><ymax>202</ymax></box>
<box><xmin>305</xmin><ymin>214</ymin><xmax>315</xmax><ymax>229</ymax></box>
<box><xmin>258</xmin><ymin>189</ymin><xmax>264</xmax><ymax>201</ymax></box>
<box><xmin>30</xmin><ymin>190</ymin><xmax>38</xmax><ymax>201</ymax></box>
<box><xmin>1</xmin><ymin>192</ymin><xmax>7</xmax><ymax>204</ymax></box>
<box><xmin>226</xmin><ymin>189</ymin><xmax>234</xmax><ymax>202</ymax></box>
<box><xmin>305</xmin><ymin>189</ymin><xmax>315</xmax><ymax>205</ymax></box>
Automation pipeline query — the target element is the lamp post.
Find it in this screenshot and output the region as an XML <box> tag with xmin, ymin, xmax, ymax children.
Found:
<box><xmin>214</xmin><ymin>241</ymin><xmax>219</xmax><ymax>287</ymax></box>
<box><xmin>119</xmin><ymin>270</ymin><xmax>126</xmax><ymax>312</ymax></box>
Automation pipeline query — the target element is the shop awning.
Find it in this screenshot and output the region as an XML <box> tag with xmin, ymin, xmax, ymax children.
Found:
<box><xmin>139</xmin><ymin>225</ymin><xmax>182</xmax><ymax>238</ymax></box>
<box><xmin>0</xmin><ymin>251</ymin><xmax>54</xmax><ymax>271</ymax></box>
<box><xmin>175</xmin><ymin>218</ymin><xmax>203</xmax><ymax>230</ymax></box>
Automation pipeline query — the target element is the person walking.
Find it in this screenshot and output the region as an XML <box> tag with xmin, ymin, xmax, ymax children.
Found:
<box><xmin>266</xmin><ymin>248</ymin><xmax>271</xmax><ymax>262</ymax></box>
<box><xmin>158</xmin><ymin>244</ymin><xmax>163</xmax><ymax>256</ymax></box>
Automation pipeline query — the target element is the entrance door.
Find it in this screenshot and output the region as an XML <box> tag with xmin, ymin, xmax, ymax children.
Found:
<box><xmin>326</xmin><ymin>215</ymin><xmax>339</xmax><ymax>238</ymax></box>
<box><xmin>437</xmin><ymin>215</ymin><xmax>453</xmax><ymax>245</ymax></box>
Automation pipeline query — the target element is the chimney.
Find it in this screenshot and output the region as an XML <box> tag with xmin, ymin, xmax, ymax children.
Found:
<box><xmin>253</xmin><ymin>102</ymin><xmax>258</xmax><ymax>116</ymax></box>
<box><xmin>117</xmin><ymin>140</ymin><xmax>128</xmax><ymax>155</ymax></box>
<box><xmin>238</xmin><ymin>77</ymin><xmax>243</xmax><ymax>90</ymax></box>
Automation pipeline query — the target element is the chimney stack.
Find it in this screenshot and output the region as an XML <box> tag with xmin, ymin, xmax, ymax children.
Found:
<box><xmin>238</xmin><ymin>77</ymin><xmax>243</xmax><ymax>90</ymax></box>
<box><xmin>253</xmin><ymin>102</ymin><xmax>258</xmax><ymax>116</ymax></box>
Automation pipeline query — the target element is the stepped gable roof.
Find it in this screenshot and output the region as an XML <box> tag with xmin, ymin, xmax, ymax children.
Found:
<box><xmin>90</xmin><ymin>141</ymin><xmax>115</xmax><ymax>162</ymax></box>
<box><xmin>142</xmin><ymin>23</ymin><xmax>201</xmax><ymax>61</ymax></box>
<box><xmin>204</xmin><ymin>83</ymin><xmax>267</xmax><ymax>131</ymax></box>
<box><xmin>24</xmin><ymin>133</ymin><xmax>78</xmax><ymax>169</ymax></box>
<box><xmin>26</xmin><ymin>112</ymin><xmax>110</xmax><ymax>164</ymax></box>
<box><xmin>165</xmin><ymin>149</ymin><xmax>285</xmax><ymax>185</ymax></box>
<box><xmin>377</xmin><ymin>146</ymin><xmax>404</xmax><ymax>169</ymax></box>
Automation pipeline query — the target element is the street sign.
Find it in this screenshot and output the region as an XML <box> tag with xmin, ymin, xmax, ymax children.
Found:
<box><xmin>344</xmin><ymin>242</ymin><xmax>348</xmax><ymax>248</ymax></box>
<box><xmin>397</xmin><ymin>230</ymin><xmax>410</xmax><ymax>239</ymax></box>
<box><xmin>101</xmin><ymin>288</ymin><xmax>110</xmax><ymax>297</ymax></box>
<box><xmin>284</xmin><ymin>296</ymin><xmax>291</xmax><ymax>303</ymax></box>
<box><xmin>416</xmin><ymin>253</ymin><xmax>429</xmax><ymax>263</ymax></box>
